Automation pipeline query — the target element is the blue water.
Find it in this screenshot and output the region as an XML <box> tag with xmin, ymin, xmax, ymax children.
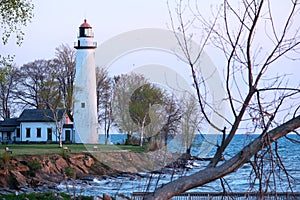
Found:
<box><xmin>98</xmin><ymin>134</ymin><xmax>127</xmax><ymax>145</ymax></box>
<box><xmin>60</xmin><ymin>134</ymin><xmax>300</xmax><ymax>197</ymax></box>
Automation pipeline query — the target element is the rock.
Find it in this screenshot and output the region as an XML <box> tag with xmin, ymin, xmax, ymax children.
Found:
<box><xmin>42</xmin><ymin>159</ymin><xmax>60</xmax><ymax>174</ymax></box>
<box><xmin>54</xmin><ymin>157</ymin><xmax>69</xmax><ymax>172</ymax></box>
<box><xmin>103</xmin><ymin>193</ymin><xmax>112</xmax><ymax>200</ymax></box>
<box><xmin>20</xmin><ymin>160</ymin><xmax>28</xmax><ymax>165</ymax></box>
<box><xmin>71</xmin><ymin>154</ymin><xmax>85</xmax><ymax>160</ymax></box>
<box><xmin>117</xmin><ymin>194</ymin><xmax>131</xmax><ymax>200</ymax></box>
<box><xmin>69</xmin><ymin>157</ymin><xmax>89</xmax><ymax>174</ymax></box>
<box><xmin>35</xmin><ymin>185</ymin><xmax>49</xmax><ymax>191</ymax></box>
<box><xmin>84</xmin><ymin>156</ymin><xmax>95</xmax><ymax>167</ymax></box>
<box><xmin>10</xmin><ymin>170</ymin><xmax>27</xmax><ymax>187</ymax></box>
<box><xmin>17</xmin><ymin>164</ymin><xmax>30</xmax><ymax>172</ymax></box>
<box><xmin>0</xmin><ymin>187</ymin><xmax>15</xmax><ymax>194</ymax></box>
<box><xmin>20</xmin><ymin>187</ymin><xmax>34</xmax><ymax>193</ymax></box>
<box><xmin>0</xmin><ymin>169</ymin><xmax>8</xmax><ymax>175</ymax></box>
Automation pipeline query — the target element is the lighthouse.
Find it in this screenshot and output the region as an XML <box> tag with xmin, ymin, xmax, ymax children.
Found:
<box><xmin>73</xmin><ymin>19</ymin><xmax>98</xmax><ymax>144</ymax></box>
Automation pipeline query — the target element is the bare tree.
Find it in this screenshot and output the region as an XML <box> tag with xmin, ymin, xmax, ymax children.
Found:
<box><xmin>42</xmin><ymin>109</ymin><xmax>65</xmax><ymax>148</ymax></box>
<box><xmin>96</xmin><ymin>67</ymin><xmax>113</xmax><ymax>144</ymax></box>
<box><xmin>17</xmin><ymin>59</ymin><xmax>61</xmax><ymax>109</ymax></box>
<box><xmin>156</xmin><ymin>93</ymin><xmax>181</xmax><ymax>149</ymax></box>
<box><xmin>145</xmin><ymin>0</ymin><xmax>300</xmax><ymax>199</ymax></box>
<box><xmin>178</xmin><ymin>92</ymin><xmax>201</xmax><ymax>156</ymax></box>
<box><xmin>53</xmin><ymin>44</ymin><xmax>76</xmax><ymax>122</ymax></box>
<box><xmin>48</xmin><ymin>108</ymin><xmax>65</xmax><ymax>148</ymax></box>
<box><xmin>0</xmin><ymin>64</ymin><xmax>19</xmax><ymax>119</ymax></box>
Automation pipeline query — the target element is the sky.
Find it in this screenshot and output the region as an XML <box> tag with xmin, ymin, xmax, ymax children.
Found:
<box><xmin>2</xmin><ymin>0</ymin><xmax>173</xmax><ymax>65</ymax></box>
<box><xmin>1</xmin><ymin>0</ymin><xmax>300</xmax><ymax>85</ymax></box>
<box><xmin>1</xmin><ymin>0</ymin><xmax>299</xmax><ymax>134</ymax></box>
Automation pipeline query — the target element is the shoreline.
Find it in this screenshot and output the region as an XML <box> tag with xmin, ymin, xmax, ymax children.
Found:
<box><xmin>0</xmin><ymin>150</ymin><xmax>186</xmax><ymax>195</ymax></box>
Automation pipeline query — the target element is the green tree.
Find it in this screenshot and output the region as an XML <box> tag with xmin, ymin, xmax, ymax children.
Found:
<box><xmin>112</xmin><ymin>73</ymin><xmax>147</xmax><ymax>143</ymax></box>
<box><xmin>0</xmin><ymin>0</ymin><xmax>34</xmax><ymax>45</ymax></box>
<box><xmin>129</xmin><ymin>83</ymin><xmax>164</xmax><ymax>146</ymax></box>
<box><xmin>0</xmin><ymin>0</ymin><xmax>34</xmax><ymax>84</ymax></box>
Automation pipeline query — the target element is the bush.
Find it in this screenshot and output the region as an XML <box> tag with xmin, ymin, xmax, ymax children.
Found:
<box><xmin>60</xmin><ymin>147</ymin><xmax>69</xmax><ymax>160</ymax></box>
<box><xmin>28</xmin><ymin>160</ymin><xmax>41</xmax><ymax>172</ymax></box>
<box><xmin>2</xmin><ymin>152</ymin><xmax>11</xmax><ymax>165</ymax></box>
<box><xmin>64</xmin><ymin>167</ymin><xmax>76</xmax><ymax>178</ymax></box>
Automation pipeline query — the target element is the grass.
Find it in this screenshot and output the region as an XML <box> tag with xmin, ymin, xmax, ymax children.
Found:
<box><xmin>0</xmin><ymin>143</ymin><xmax>146</xmax><ymax>156</ymax></box>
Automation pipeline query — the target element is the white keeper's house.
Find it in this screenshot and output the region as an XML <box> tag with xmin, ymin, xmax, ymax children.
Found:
<box><xmin>0</xmin><ymin>109</ymin><xmax>74</xmax><ymax>144</ymax></box>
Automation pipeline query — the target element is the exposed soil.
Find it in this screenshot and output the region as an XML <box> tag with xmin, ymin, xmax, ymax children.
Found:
<box><xmin>0</xmin><ymin>152</ymin><xmax>121</xmax><ymax>192</ymax></box>
<box><xmin>0</xmin><ymin>150</ymin><xmax>189</xmax><ymax>195</ymax></box>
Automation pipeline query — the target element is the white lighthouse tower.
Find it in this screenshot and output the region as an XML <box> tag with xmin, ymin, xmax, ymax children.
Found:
<box><xmin>73</xmin><ymin>19</ymin><xmax>98</xmax><ymax>144</ymax></box>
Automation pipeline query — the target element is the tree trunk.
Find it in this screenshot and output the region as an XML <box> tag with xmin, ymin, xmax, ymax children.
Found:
<box><xmin>59</xmin><ymin>132</ymin><xmax>63</xmax><ymax>148</ymax></box>
<box><xmin>140</xmin><ymin>116</ymin><xmax>147</xmax><ymax>147</ymax></box>
<box><xmin>144</xmin><ymin>115</ymin><xmax>300</xmax><ymax>200</ymax></box>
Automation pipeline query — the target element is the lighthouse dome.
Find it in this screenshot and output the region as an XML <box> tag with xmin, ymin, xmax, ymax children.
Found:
<box><xmin>75</xmin><ymin>19</ymin><xmax>97</xmax><ymax>49</ymax></box>
<box><xmin>80</xmin><ymin>19</ymin><xmax>92</xmax><ymax>28</ymax></box>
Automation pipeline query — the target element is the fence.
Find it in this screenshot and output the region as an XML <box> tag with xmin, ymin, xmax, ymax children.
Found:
<box><xmin>132</xmin><ymin>192</ymin><xmax>300</xmax><ymax>199</ymax></box>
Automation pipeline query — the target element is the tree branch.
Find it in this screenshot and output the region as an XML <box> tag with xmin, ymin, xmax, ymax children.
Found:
<box><xmin>145</xmin><ymin>115</ymin><xmax>300</xmax><ymax>200</ymax></box>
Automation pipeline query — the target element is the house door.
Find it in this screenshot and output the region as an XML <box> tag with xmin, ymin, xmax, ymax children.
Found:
<box><xmin>47</xmin><ymin>128</ymin><xmax>52</xmax><ymax>141</ymax></box>
<box><xmin>65</xmin><ymin>130</ymin><xmax>70</xmax><ymax>142</ymax></box>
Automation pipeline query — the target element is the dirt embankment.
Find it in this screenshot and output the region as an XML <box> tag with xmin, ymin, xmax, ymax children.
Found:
<box><xmin>0</xmin><ymin>150</ymin><xmax>185</xmax><ymax>193</ymax></box>
<box><xmin>0</xmin><ymin>152</ymin><xmax>120</xmax><ymax>191</ymax></box>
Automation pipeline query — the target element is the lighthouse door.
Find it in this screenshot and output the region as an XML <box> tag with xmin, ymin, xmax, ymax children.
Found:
<box><xmin>65</xmin><ymin>130</ymin><xmax>71</xmax><ymax>142</ymax></box>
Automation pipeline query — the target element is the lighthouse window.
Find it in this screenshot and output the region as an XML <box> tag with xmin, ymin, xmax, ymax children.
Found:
<box><xmin>81</xmin><ymin>102</ymin><xmax>85</xmax><ymax>108</ymax></box>
<box><xmin>84</xmin><ymin>28</ymin><xmax>92</xmax><ymax>37</ymax></box>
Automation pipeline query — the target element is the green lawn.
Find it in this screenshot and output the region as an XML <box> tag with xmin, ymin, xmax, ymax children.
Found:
<box><xmin>0</xmin><ymin>143</ymin><xmax>146</xmax><ymax>156</ymax></box>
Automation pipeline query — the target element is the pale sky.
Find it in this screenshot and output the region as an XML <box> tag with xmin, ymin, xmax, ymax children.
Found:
<box><xmin>1</xmin><ymin>0</ymin><xmax>299</xmax><ymax>86</ymax></box>
<box><xmin>1</xmin><ymin>0</ymin><xmax>299</xmax><ymax>133</ymax></box>
<box><xmin>3</xmin><ymin>0</ymin><xmax>173</xmax><ymax>65</ymax></box>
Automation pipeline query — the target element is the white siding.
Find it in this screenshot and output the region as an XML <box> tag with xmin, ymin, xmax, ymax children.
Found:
<box><xmin>20</xmin><ymin>122</ymin><xmax>58</xmax><ymax>142</ymax></box>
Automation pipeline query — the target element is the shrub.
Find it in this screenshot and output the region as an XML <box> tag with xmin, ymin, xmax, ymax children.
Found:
<box><xmin>64</xmin><ymin>167</ymin><xmax>76</xmax><ymax>178</ymax></box>
<box><xmin>28</xmin><ymin>160</ymin><xmax>41</xmax><ymax>172</ymax></box>
<box><xmin>60</xmin><ymin>147</ymin><xmax>69</xmax><ymax>160</ymax></box>
<box><xmin>2</xmin><ymin>152</ymin><xmax>11</xmax><ymax>165</ymax></box>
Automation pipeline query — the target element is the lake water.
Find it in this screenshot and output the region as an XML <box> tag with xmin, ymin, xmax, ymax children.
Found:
<box><xmin>58</xmin><ymin>134</ymin><xmax>300</xmax><ymax>197</ymax></box>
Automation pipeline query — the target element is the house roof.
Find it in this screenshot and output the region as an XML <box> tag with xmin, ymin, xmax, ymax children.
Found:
<box><xmin>0</xmin><ymin>118</ymin><xmax>19</xmax><ymax>126</ymax></box>
<box><xmin>0</xmin><ymin>118</ymin><xmax>19</xmax><ymax>132</ymax></box>
<box><xmin>17</xmin><ymin>109</ymin><xmax>65</xmax><ymax>122</ymax></box>
<box><xmin>0</xmin><ymin>126</ymin><xmax>16</xmax><ymax>132</ymax></box>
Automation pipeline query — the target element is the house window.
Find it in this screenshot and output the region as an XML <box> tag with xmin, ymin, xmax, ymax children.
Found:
<box><xmin>37</xmin><ymin>128</ymin><xmax>41</xmax><ymax>138</ymax></box>
<box><xmin>81</xmin><ymin>102</ymin><xmax>85</xmax><ymax>108</ymax></box>
<box><xmin>16</xmin><ymin>128</ymin><xmax>20</xmax><ymax>138</ymax></box>
<box><xmin>26</xmin><ymin>128</ymin><xmax>31</xmax><ymax>138</ymax></box>
<box><xmin>47</xmin><ymin>128</ymin><xmax>52</xmax><ymax>141</ymax></box>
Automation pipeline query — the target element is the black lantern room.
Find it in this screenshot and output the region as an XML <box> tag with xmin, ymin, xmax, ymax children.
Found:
<box><xmin>79</xmin><ymin>19</ymin><xmax>93</xmax><ymax>37</ymax></box>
